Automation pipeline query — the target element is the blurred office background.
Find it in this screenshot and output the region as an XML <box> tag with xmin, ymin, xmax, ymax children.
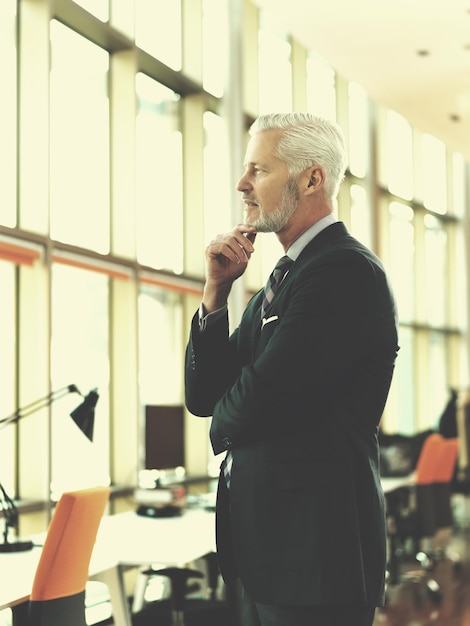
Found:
<box><xmin>0</xmin><ymin>0</ymin><xmax>468</xmax><ymax>532</ymax></box>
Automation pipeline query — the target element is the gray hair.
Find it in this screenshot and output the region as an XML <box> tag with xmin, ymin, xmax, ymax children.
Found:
<box><xmin>249</xmin><ymin>113</ymin><xmax>348</xmax><ymax>202</ymax></box>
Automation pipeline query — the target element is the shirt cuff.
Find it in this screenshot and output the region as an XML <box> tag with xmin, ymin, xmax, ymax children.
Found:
<box><xmin>198</xmin><ymin>303</ymin><xmax>228</xmax><ymax>331</ymax></box>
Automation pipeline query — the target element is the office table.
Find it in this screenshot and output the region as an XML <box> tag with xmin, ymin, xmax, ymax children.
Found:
<box><xmin>0</xmin><ymin>507</ymin><xmax>216</xmax><ymax>626</ymax></box>
<box><xmin>381</xmin><ymin>471</ymin><xmax>416</xmax><ymax>584</ymax></box>
<box><xmin>91</xmin><ymin>507</ymin><xmax>216</xmax><ymax>626</ymax></box>
<box><xmin>381</xmin><ymin>471</ymin><xmax>416</xmax><ymax>495</ymax></box>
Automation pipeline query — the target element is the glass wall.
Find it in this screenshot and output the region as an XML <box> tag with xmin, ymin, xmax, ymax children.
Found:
<box><xmin>0</xmin><ymin>262</ymin><xmax>16</xmax><ymax>492</ymax></box>
<box><xmin>0</xmin><ymin>0</ymin><xmax>467</xmax><ymax>525</ymax></box>
<box><xmin>50</xmin><ymin>264</ymin><xmax>110</xmax><ymax>496</ymax></box>
<box><xmin>49</xmin><ymin>21</ymin><xmax>110</xmax><ymax>253</ymax></box>
<box><xmin>135</xmin><ymin>74</ymin><xmax>183</xmax><ymax>272</ymax></box>
<box><xmin>0</xmin><ymin>0</ymin><xmax>17</xmax><ymax>227</ymax></box>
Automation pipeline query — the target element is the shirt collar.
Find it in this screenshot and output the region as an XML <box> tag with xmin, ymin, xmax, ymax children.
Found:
<box><xmin>287</xmin><ymin>213</ymin><xmax>337</xmax><ymax>261</ymax></box>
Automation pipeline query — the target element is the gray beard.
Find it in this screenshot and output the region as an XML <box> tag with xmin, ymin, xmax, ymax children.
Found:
<box><xmin>249</xmin><ymin>177</ymin><xmax>300</xmax><ymax>233</ymax></box>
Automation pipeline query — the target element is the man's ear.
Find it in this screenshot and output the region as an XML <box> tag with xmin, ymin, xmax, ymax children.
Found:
<box><xmin>305</xmin><ymin>166</ymin><xmax>324</xmax><ymax>193</ymax></box>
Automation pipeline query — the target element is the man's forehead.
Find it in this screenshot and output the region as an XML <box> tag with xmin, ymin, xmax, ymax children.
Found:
<box><xmin>243</xmin><ymin>130</ymin><xmax>283</xmax><ymax>165</ymax></box>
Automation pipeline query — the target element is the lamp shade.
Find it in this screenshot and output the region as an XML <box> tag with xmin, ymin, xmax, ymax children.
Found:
<box><xmin>70</xmin><ymin>389</ymin><xmax>98</xmax><ymax>442</ymax></box>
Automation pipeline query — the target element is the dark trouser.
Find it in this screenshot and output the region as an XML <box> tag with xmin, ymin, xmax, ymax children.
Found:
<box><xmin>241</xmin><ymin>584</ymin><xmax>376</xmax><ymax>626</ymax></box>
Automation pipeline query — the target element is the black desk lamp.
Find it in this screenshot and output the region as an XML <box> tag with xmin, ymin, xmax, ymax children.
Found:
<box><xmin>0</xmin><ymin>384</ymin><xmax>98</xmax><ymax>553</ymax></box>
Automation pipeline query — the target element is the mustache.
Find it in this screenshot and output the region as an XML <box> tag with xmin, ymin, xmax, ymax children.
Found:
<box><xmin>242</xmin><ymin>195</ymin><xmax>258</xmax><ymax>205</ymax></box>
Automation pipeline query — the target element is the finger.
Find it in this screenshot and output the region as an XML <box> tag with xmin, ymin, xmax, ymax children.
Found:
<box><xmin>232</xmin><ymin>226</ymin><xmax>256</xmax><ymax>254</ymax></box>
<box><xmin>245</xmin><ymin>231</ymin><xmax>257</xmax><ymax>245</ymax></box>
<box><xmin>207</xmin><ymin>239</ymin><xmax>247</xmax><ymax>265</ymax></box>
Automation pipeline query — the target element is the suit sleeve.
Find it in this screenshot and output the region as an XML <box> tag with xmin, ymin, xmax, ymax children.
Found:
<box><xmin>185</xmin><ymin>309</ymin><xmax>242</xmax><ymax>418</ymax></box>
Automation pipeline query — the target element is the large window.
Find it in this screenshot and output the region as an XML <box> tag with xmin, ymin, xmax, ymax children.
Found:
<box><xmin>387</xmin><ymin>202</ymin><xmax>415</xmax><ymax>323</ymax></box>
<box><xmin>258</xmin><ymin>11</ymin><xmax>292</xmax><ymax>113</ymax></box>
<box><xmin>306</xmin><ymin>52</ymin><xmax>336</xmax><ymax>121</ymax></box>
<box><xmin>135</xmin><ymin>0</ymin><xmax>181</xmax><ymax>71</ymax></box>
<box><xmin>72</xmin><ymin>0</ymin><xmax>108</xmax><ymax>21</ymax></box>
<box><xmin>378</xmin><ymin>110</ymin><xmax>467</xmax><ymax>432</ymax></box>
<box><xmin>138</xmin><ymin>288</ymin><xmax>184</xmax><ymax>407</ymax></box>
<box><xmin>0</xmin><ymin>0</ymin><xmax>468</xmax><ymax>527</ymax></box>
<box><xmin>348</xmin><ymin>83</ymin><xmax>368</xmax><ymax>179</ymax></box>
<box><xmin>422</xmin><ymin>134</ymin><xmax>447</xmax><ymax>214</ymax></box>
<box><xmin>50</xmin><ymin>264</ymin><xmax>110</xmax><ymax>497</ymax></box>
<box><xmin>203</xmin><ymin>112</ymin><xmax>231</xmax><ymax>242</ymax></box>
<box><xmin>0</xmin><ymin>261</ymin><xmax>16</xmax><ymax>493</ymax></box>
<box><xmin>0</xmin><ymin>0</ymin><xmax>17</xmax><ymax>227</ymax></box>
<box><xmin>202</xmin><ymin>0</ymin><xmax>229</xmax><ymax>97</ymax></box>
<box><xmin>383</xmin><ymin>110</ymin><xmax>413</xmax><ymax>201</ymax></box>
<box><xmin>49</xmin><ymin>21</ymin><xmax>110</xmax><ymax>253</ymax></box>
<box><xmin>136</xmin><ymin>74</ymin><xmax>183</xmax><ymax>273</ymax></box>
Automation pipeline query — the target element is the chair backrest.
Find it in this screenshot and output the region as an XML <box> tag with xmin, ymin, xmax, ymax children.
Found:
<box><xmin>433</xmin><ymin>438</ymin><xmax>459</xmax><ymax>483</ymax></box>
<box><xmin>30</xmin><ymin>485</ymin><xmax>110</xmax><ymax>602</ymax></box>
<box><xmin>415</xmin><ymin>433</ymin><xmax>443</xmax><ymax>485</ymax></box>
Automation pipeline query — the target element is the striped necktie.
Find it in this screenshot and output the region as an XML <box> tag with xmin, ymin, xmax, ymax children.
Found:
<box><xmin>222</xmin><ymin>256</ymin><xmax>293</xmax><ymax>489</ymax></box>
<box><xmin>261</xmin><ymin>255</ymin><xmax>293</xmax><ymax>318</ymax></box>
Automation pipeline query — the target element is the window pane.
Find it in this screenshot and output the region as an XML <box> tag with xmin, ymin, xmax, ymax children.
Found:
<box><xmin>452</xmin><ymin>152</ymin><xmax>465</xmax><ymax>217</ymax></box>
<box><xmin>348</xmin><ymin>83</ymin><xmax>368</xmax><ymax>178</ymax></box>
<box><xmin>388</xmin><ymin>202</ymin><xmax>415</xmax><ymax>321</ymax></box>
<box><xmin>0</xmin><ymin>261</ymin><xmax>16</xmax><ymax>493</ymax></box>
<box><xmin>258</xmin><ymin>12</ymin><xmax>292</xmax><ymax>113</ymax></box>
<box><xmin>50</xmin><ymin>21</ymin><xmax>110</xmax><ymax>253</ymax></box>
<box><xmin>385</xmin><ymin>111</ymin><xmax>413</xmax><ymax>200</ymax></box>
<box><xmin>455</xmin><ymin>225</ymin><xmax>468</xmax><ymax>329</ymax></box>
<box><xmin>136</xmin><ymin>74</ymin><xmax>183</xmax><ymax>273</ymax></box>
<box><xmin>0</xmin><ymin>0</ymin><xmax>17</xmax><ymax>227</ymax></box>
<box><xmin>135</xmin><ymin>0</ymin><xmax>181</xmax><ymax>70</ymax></box>
<box><xmin>204</xmin><ymin>112</ymin><xmax>231</xmax><ymax>242</ymax></box>
<box><xmin>422</xmin><ymin>134</ymin><xmax>447</xmax><ymax>214</ymax></box>
<box><xmin>388</xmin><ymin>326</ymin><xmax>415</xmax><ymax>434</ymax></box>
<box><xmin>306</xmin><ymin>52</ymin><xmax>336</xmax><ymax>121</ymax></box>
<box><xmin>428</xmin><ymin>331</ymin><xmax>448</xmax><ymax>421</ymax></box>
<box><xmin>138</xmin><ymin>289</ymin><xmax>184</xmax><ymax>405</ymax></box>
<box><xmin>350</xmin><ymin>184</ymin><xmax>372</xmax><ymax>248</ymax></box>
<box><xmin>72</xmin><ymin>0</ymin><xmax>108</xmax><ymax>21</ymax></box>
<box><xmin>50</xmin><ymin>264</ymin><xmax>110</xmax><ymax>497</ymax></box>
<box><xmin>424</xmin><ymin>214</ymin><xmax>447</xmax><ymax>326</ymax></box>
<box><xmin>203</xmin><ymin>0</ymin><xmax>228</xmax><ymax>97</ymax></box>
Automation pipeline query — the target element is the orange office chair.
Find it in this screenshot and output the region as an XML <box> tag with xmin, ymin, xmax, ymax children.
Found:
<box><xmin>391</xmin><ymin>433</ymin><xmax>444</xmax><ymax>553</ymax></box>
<box><xmin>28</xmin><ymin>485</ymin><xmax>110</xmax><ymax>626</ymax></box>
<box><xmin>433</xmin><ymin>438</ymin><xmax>459</xmax><ymax>530</ymax></box>
<box><xmin>384</xmin><ymin>434</ymin><xmax>445</xmax><ymax>615</ymax></box>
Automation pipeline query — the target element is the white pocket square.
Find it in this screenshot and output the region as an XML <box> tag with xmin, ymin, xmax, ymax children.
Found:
<box><xmin>262</xmin><ymin>315</ymin><xmax>279</xmax><ymax>328</ymax></box>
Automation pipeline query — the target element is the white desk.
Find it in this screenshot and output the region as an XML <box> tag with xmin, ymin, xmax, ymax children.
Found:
<box><xmin>381</xmin><ymin>471</ymin><xmax>416</xmax><ymax>494</ymax></box>
<box><xmin>91</xmin><ymin>508</ymin><xmax>216</xmax><ymax>626</ymax></box>
<box><xmin>0</xmin><ymin>507</ymin><xmax>216</xmax><ymax>626</ymax></box>
<box><xmin>381</xmin><ymin>471</ymin><xmax>416</xmax><ymax>585</ymax></box>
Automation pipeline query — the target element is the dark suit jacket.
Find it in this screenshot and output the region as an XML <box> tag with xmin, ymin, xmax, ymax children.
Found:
<box><xmin>185</xmin><ymin>222</ymin><xmax>399</xmax><ymax>606</ymax></box>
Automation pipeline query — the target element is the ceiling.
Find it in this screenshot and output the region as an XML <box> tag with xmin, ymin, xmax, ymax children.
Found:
<box><xmin>252</xmin><ymin>0</ymin><xmax>470</xmax><ymax>162</ymax></box>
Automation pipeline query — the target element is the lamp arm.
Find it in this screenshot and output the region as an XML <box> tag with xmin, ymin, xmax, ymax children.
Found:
<box><xmin>0</xmin><ymin>482</ymin><xmax>18</xmax><ymax>533</ymax></box>
<box><xmin>0</xmin><ymin>384</ymin><xmax>82</xmax><ymax>431</ymax></box>
<box><xmin>0</xmin><ymin>482</ymin><xmax>34</xmax><ymax>551</ymax></box>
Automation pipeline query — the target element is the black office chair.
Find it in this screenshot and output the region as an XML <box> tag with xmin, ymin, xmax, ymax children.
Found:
<box><xmin>131</xmin><ymin>552</ymin><xmax>233</xmax><ymax>626</ymax></box>
<box><xmin>387</xmin><ymin>434</ymin><xmax>442</xmax><ymax>564</ymax></box>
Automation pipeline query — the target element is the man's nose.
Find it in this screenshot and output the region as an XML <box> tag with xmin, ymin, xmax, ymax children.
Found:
<box><xmin>236</xmin><ymin>174</ymin><xmax>251</xmax><ymax>192</ymax></box>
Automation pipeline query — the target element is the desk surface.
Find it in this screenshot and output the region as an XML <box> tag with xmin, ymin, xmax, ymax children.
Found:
<box><xmin>93</xmin><ymin>507</ymin><xmax>216</xmax><ymax>568</ymax></box>
<box><xmin>0</xmin><ymin>507</ymin><xmax>215</xmax><ymax>613</ymax></box>
<box><xmin>381</xmin><ymin>471</ymin><xmax>416</xmax><ymax>494</ymax></box>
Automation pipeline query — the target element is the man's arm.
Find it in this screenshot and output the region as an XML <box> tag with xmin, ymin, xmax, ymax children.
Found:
<box><xmin>209</xmin><ymin>249</ymin><xmax>399</xmax><ymax>454</ymax></box>
<box><xmin>184</xmin><ymin>225</ymin><xmax>257</xmax><ymax>416</ymax></box>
